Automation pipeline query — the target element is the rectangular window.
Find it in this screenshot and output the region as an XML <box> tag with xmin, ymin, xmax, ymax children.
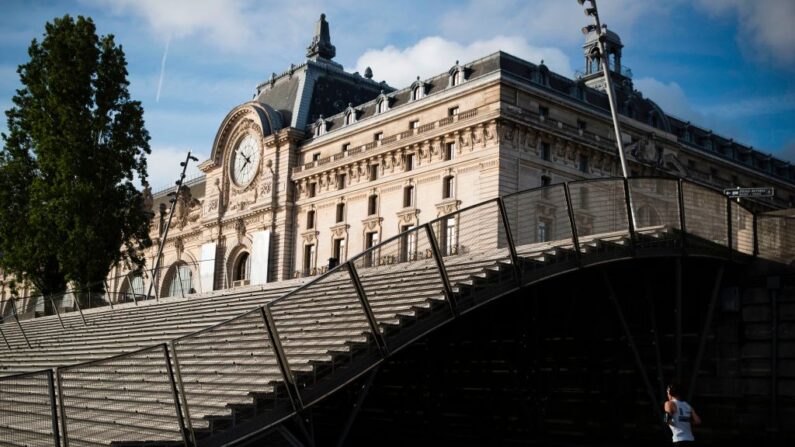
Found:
<box><xmin>539</xmin><ymin>105</ymin><xmax>549</xmax><ymax>119</ymax></box>
<box><xmin>409</xmin><ymin>120</ymin><xmax>419</xmax><ymax>130</ymax></box>
<box><xmin>333</xmin><ymin>238</ymin><xmax>346</xmax><ymax>262</ymax></box>
<box><xmin>448</xmin><ymin>106</ymin><xmax>459</xmax><ymax>117</ymax></box>
<box><xmin>444</xmin><ymin>142</ymin><xmax>455</xmax><ymax>161</ymax></box>
<box><xmin>541</xmin><ymin>142</ymin><xmax>551</xmax><ymax>161</ymax></box>
<box><xmin>368</xmin><ymin>195</ymin><xmax>378</xmax><ymax>215</ymax></box>
<box><xmin>579</xmin><ymin>154</ymin><xmax>589</xmax><ymax>173</ymax></box>
<box><xmin>441</xmin><ymin>216</ymin><xmax>458</xmax><ymax>256</ymax></box>
<box><xmin>374</xmin><ymin>132</ymin><xmax>384</xmax><ymax>142</ymax></box>
<box><xmin>312</xmin><ymin>153</ymin><xmax>320</xmax><ymax>162</ymax></box>
<box><xmin>577</xmin><ymin>120</ymin><xmax>587</xmax><ymax>131</ymax></box>
<box><xmin>400</xmin><ymin>225</ymin><xmax>416</xmax><ymax>262</ymax></box>
<box><xmin>537</xmin><ymin>218</ymin><xmax>551</xmax><ymax>243</ymax></box>
<box><xmin>303</xmin><ymin>244</ymin><xmax>316</xmax><ymax>276</ymax></box>
<box><xmin>443</xmin><ymin>176</ymin><xmax>454</xmax><ymax>199</ymax></box>
<box><xmin>342</xmin><ymin>142</ymin><xmax>350</xmax><ymax>152</ymax></box>
<box><xmin>337</xmin><ymin>173</ymin><xmax>347</xmax><ymax>190</ymax></box>
<box><xmin>369</xmin><ymin>164</ymin><xmax>379</xmax><ymax>181</ymax></box>
<box><xmin>403</xmin><ymin>185</ymin><xmax>414</xmax><ymax>208</ymax></box>
<box><xmin>306</xmin><ymin>210</ymin><xmax>315</xmax><ymax>229</ymax></box>
<box><xmin>308</xmin><ymin>182</ymin><xmax>317</xmax><ymax>198</ymax></box>
<box><xmin>405</xmin><ymin>153</ymin><xmax>415</xmax><ymax>171</ymax></box>
<box><xmin>336</xmin><ymin>203</ymin><xmax>345</xmax><ymax>223</ymax></box>
<box><xmin>541</xmin><ymin>175</ymin><xmax>551</xmax><ymax>187</ymax></box>
<box><xmin>364</xmin><ymin>231</ymin><xmax>379</xmax><ymax>267</ymax></box>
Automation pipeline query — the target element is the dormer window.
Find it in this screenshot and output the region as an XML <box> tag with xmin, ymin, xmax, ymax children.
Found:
<box><xmin>375</xmin><ymin>92</ymin><xmax>390</xmax><ymax>114</ymax></box>
<box><xmin>410</xmin><ymin>77</ymin><xmax>426</xmax><ymax>101</ymax></box>
<box><xmin>448</xmin><ymin>61</ymin><xmax>466</xmax><ymax>87</ymax></box>
<box><xmin>538</xmin><ymin>62</ymin><xmax>550</xmax><ymax>86</ymax></box>
<box><xmin>313</xmin><ymin>116</ymin><xmax>328</xmax><ymax>137</ymax></box>
<box><xmin>343</xmin><ymin>104</ymin><xmax>358</xmax><ymax>126</ymax></box>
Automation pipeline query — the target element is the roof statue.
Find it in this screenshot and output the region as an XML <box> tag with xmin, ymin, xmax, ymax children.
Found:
<box><xmin>306</xmin><ymin>13</ymin><xmax>336</xmax><ymax>61</ymax></box>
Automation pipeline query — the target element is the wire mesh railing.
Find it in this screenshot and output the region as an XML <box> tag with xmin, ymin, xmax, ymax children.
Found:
<box><xmin>0</xmin><ymin>369</ymin><xmax>59</xmax><ymax>447</ymax></box>
<box><xmin>0</xmin><ymin>176</ymin><xmax>793</xmax><ymax>445</ymax></box>
<box><xmin>56</xmin><ymin>344</ymin><xmax>186</xmax><ymax>446</ymax></box>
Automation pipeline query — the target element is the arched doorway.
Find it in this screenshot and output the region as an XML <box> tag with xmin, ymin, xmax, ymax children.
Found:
<box><xmin>232</xmin><ymin>252</ymin><xmax>251</xmax><ymax>287</ymax></box>
<box><xmin>162</xmin><ymin>262</ymin><xmax>194</xmax><ymax>298</ymax></box>
<box><xmin>119</xmin><ymin>273</ymin><xmax>145</xmax><ymax>302</ymax></box>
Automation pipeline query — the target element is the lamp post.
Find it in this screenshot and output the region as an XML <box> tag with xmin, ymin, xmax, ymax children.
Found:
<box><xmin>577</xmin><ymin>0</ymin><xmax>629</xmax><ymax>180</ymax></box>
<box><xmin>146</xmin><ymin>150</ymin><xmax>199</xmax><ymax>301</ymax></box>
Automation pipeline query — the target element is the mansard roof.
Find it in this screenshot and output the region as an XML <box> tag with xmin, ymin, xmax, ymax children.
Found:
<box><xmin>308</xmin><ymin>51</ymin><xmax>794</xmax><ymax>185</ymax></box>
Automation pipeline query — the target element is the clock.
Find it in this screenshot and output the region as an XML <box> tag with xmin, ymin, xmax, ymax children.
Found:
<box><xmin>231</xmin><ymin>134</ymin><xmax>261</xmax><ymax>187</ymax></box>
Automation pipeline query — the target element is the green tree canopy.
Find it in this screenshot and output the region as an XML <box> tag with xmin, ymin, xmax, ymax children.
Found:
<box><xmin>0</xmin><ymin>15</ymin><xmax>152</xmax><ymax>300</ymax></box>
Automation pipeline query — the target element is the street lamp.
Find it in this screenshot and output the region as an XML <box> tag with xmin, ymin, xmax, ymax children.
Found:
<box><xmin>146</xmin><ymin>150</ymin><xmax>200</xmax><ymax>301</ymax></box>
<box><xmin>577</xmin><ymin>0</ymin><xmax>629</xmax><ymax>180</ymax></box>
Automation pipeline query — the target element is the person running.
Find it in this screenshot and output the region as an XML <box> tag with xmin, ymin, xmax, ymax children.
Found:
<box><xmin>663</xmin><ymin>383</ymin><xmax>701</xmax><ymax>445</ymax></box>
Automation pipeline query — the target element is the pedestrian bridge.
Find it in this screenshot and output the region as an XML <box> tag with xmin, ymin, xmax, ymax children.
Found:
<box><xmin>0</xmin><ymin>177</ymin><xmax>792</xmax><ymax>446</ymax></box>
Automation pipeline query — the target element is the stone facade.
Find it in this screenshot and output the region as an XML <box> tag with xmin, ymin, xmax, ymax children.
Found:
<box><xmin>2</xmin><ymin>14</ymin><xmax>794</xmax><ymax>311</ymax></box>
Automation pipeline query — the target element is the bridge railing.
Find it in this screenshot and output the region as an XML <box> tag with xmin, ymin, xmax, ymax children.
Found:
<box><xmin>2</xmin><ymin>177</ymin><xmax>794</xmax><ymax>446</ymax></box>
<box><xmin>0</xmin><ymin>369</ymin><xmax>59</xmax><ymax>447</ymax></box>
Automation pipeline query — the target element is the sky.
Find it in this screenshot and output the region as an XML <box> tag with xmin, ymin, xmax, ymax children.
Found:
<box><xmin>1</xmin><ymin>0</ymin><xmax>794</xmax><ymax>190</ymax></box>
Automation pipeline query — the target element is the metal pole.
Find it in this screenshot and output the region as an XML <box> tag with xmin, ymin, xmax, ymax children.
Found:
<box><xmin>56</xmin><ymin>368</ymin><xmax>70</xmax><ymax>447</ymax></box>
<box><xmin>425</xmin><ymin>224</ymin><xmax>458</xmax><ymax>317</ymax></box>
<box><xmin>602</xmin><ymin>270</ymin><xmax>665</xmax><ymax>425</ymax></box>
<box><xmin>563</xmin><ymin>183</ymin><xmax>583</xmax><ymax>264</ymax></box>
<box><xmin>169</xmin><ymin>340</ymin><xmax>195</xmax><ymax>446</ymax></box>
<box><xmin>261</xmin><ymin>306</ymin><xmax>304</xmax><ymax>411</ymax></box>
<box><xmin>48</xmin><ymin>295</ymin><xmax>65</xmax><ymax>329</ymax></box>
<box><xmin>146</xmin><ymin>150</ymin><xmax>199</xmax><ymax>302</ymax></box>
<box><xmin>71</xmin><ymin>292</ymin><xmax>87</xmax><ymax>326</ymax></box>
<box><xmin>581</xmin><ymin>0</ymin><xmax>629</xmax><ymax>180</ymax></box>
<box><xmin>687</xmin><ymin>264</ymin><xmax>724</xmax><ymax>403</ymax></box>
<box><xmin>10</xmin><ymin>299</ymin><xmax>31</xmax><ymax>348</ymax></box>
<box><xmin>46</xmin><ymin>370</ymin><xmax>61</xmax><ymax>447</ymax></box>
<box><xmin>162</xmin><ymin>343</ymin><xmax>190</xmax><ymax>447</ymax></box>
<box><xmin>347</xmin><ymin>262</ymin><xmax>389</xmax><ymax>357</ymax></box>
<box><xmin>497</xmin><ymin>197</ymin><xmax>523</xmax><ymax>285</ymax></box>
<box><xmin>0</xmin><ymin>324</ymin><xmax>11</xmax><ymax>349</ymax></box>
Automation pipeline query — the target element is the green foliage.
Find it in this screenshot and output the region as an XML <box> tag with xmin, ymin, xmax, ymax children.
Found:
<box><xmin>0</xmin><ymin>15</ymin><xmax>152</xmax><ymax>297</ymax></box>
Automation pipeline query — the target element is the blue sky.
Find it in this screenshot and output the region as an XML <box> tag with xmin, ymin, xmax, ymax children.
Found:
<box><xmin>2</xmin><ymin>0</ymin><xmax>794</xmax><ymax>190</ymax></box>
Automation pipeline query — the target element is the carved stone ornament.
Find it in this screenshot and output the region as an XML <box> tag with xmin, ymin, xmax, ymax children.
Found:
<box><xmin>435</xmin><ymin>199</ymin><xmax>461</xmax><ymax>217</ymax></box>
<box><xmin>330</xmin><ymin>223</ymin><xmax>349</xmax><ymax>239</ymax></box>
<box><xmin>235</xmin><ymin>218</ymin><xmax>246</xmax><ymax>240</ymax></box>
<box><xmin>174</xmin><ymin>238</ymin><xmax>184</xmax><ymax>255</ymax></box>
<box><xmin>397</xmin><ymin>208</ymin><xmax>419</xmax><ymax>225</ymax></box>
<box><xmin>174</xmin><ymin>185</ymin><xmax>202</xmax><ymax>229</ymax></box>
<box><xmin>362</xmin><ymin>216</ymin><xmax>382</xmax><ymax>231</ymax></box>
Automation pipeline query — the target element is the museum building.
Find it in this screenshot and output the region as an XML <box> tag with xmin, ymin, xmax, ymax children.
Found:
<box><xmin>5</xmin><ymin>14</ymin><xmax>795</xmax><ymax>306</ymax></box>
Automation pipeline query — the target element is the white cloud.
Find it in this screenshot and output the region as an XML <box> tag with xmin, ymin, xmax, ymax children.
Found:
<box><xmin>696</xmin><ymin>0</ymin><xmax>795</xmax><ymax>66</ymax></box>
<box><xmin>355</xmin><ymin>36</ymin><xmax>572</xmax><ymax>88</ymax></box>
<box><xmin>440</xmin><ymin>0</ymin><xmax>676</xmax><ymax>46</ymax></box>
<box><xmin>634</xmin><ymin>77</ymin><xmax>701</xmax><ymax>122</ymax></box>
<box><xmin>85</xmin><ymin>0</ymin><xmax>319</xmax><ymax>53</ymax></box>
<box><xmin>145</xmin><ymin>146</ymin><xmax>207</xmax><ymax>192</ymax></box>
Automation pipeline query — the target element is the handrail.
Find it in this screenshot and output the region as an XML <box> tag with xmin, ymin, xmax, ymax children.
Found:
<box><xmin>1</xmin><ymin>175</ymin><xmax>793</xmax><ymax>446</ymax></box>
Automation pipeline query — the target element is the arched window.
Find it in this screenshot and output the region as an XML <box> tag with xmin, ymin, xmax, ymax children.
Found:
<box><xmin>121</xmin><ymin>273</ymin><xmax>144</xmax><ymax>301</ymax></box>
<box><xmin>452</xmin><ymin>70</ymin><xmax>461</xmax><ymax>86</ymax></box>
<box><xmin>166</xmin><ymin>263</ymin><xmax>193</xmax><ymax>298</ymax></box>
<box><xmin>412</xmin><ymin>86</ymin><xmax>422</xmax><ymax>101</ymax></box>
<box><xmin>376</xmin><ymin>99</ymin><xmax>386</xmax><ymax>114</ymax></box>
<box><xmin>234</xmin><ymin>252</ymin><xmax>250</xmax><ymax>282</ymax></box>
<box><xmin>344</xmin><ymin>112</ymin><xmax>354</xmax><ymax>125</ymax></box>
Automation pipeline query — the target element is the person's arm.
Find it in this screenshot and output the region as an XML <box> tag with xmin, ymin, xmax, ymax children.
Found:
<box><xmin>664</xmin><ymin>400</ymin><xmax>677</xmax><ymax>425</ymax></box>
<box><xmin>691</xmin><ymin>407</ymin><xmax>701</xmax><ymax>426</ymax></box>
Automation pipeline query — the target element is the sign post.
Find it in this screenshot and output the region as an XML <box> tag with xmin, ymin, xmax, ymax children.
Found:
<box><xmin>723</xmin><ymin>187</ymin><xmax>775</xmax><ymax>199</ymax></box>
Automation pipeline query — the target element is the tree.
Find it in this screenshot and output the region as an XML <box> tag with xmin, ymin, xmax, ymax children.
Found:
<box><xmin>0</xmin><ymin>15</ymin><xmax>152</xmax><ymax>305</ymax></box>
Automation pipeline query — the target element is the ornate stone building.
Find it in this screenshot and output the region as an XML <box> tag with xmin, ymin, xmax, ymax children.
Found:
<box><xmin>4</xmin><ymin>14</ymin><xmax>795</xmax><ymax>309</ymax></box>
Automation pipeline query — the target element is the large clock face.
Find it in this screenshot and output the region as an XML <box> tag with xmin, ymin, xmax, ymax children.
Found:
<box><xmin>231</xmin><ymin>134</ymin><xmax>261</xmax><ymax>187</ymax></box>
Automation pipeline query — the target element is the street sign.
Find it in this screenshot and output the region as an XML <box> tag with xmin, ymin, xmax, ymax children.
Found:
<box><xmin>723</xmin><ymin>187</ymin><xmax>775</xmax><ymax>198</ymax></box>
